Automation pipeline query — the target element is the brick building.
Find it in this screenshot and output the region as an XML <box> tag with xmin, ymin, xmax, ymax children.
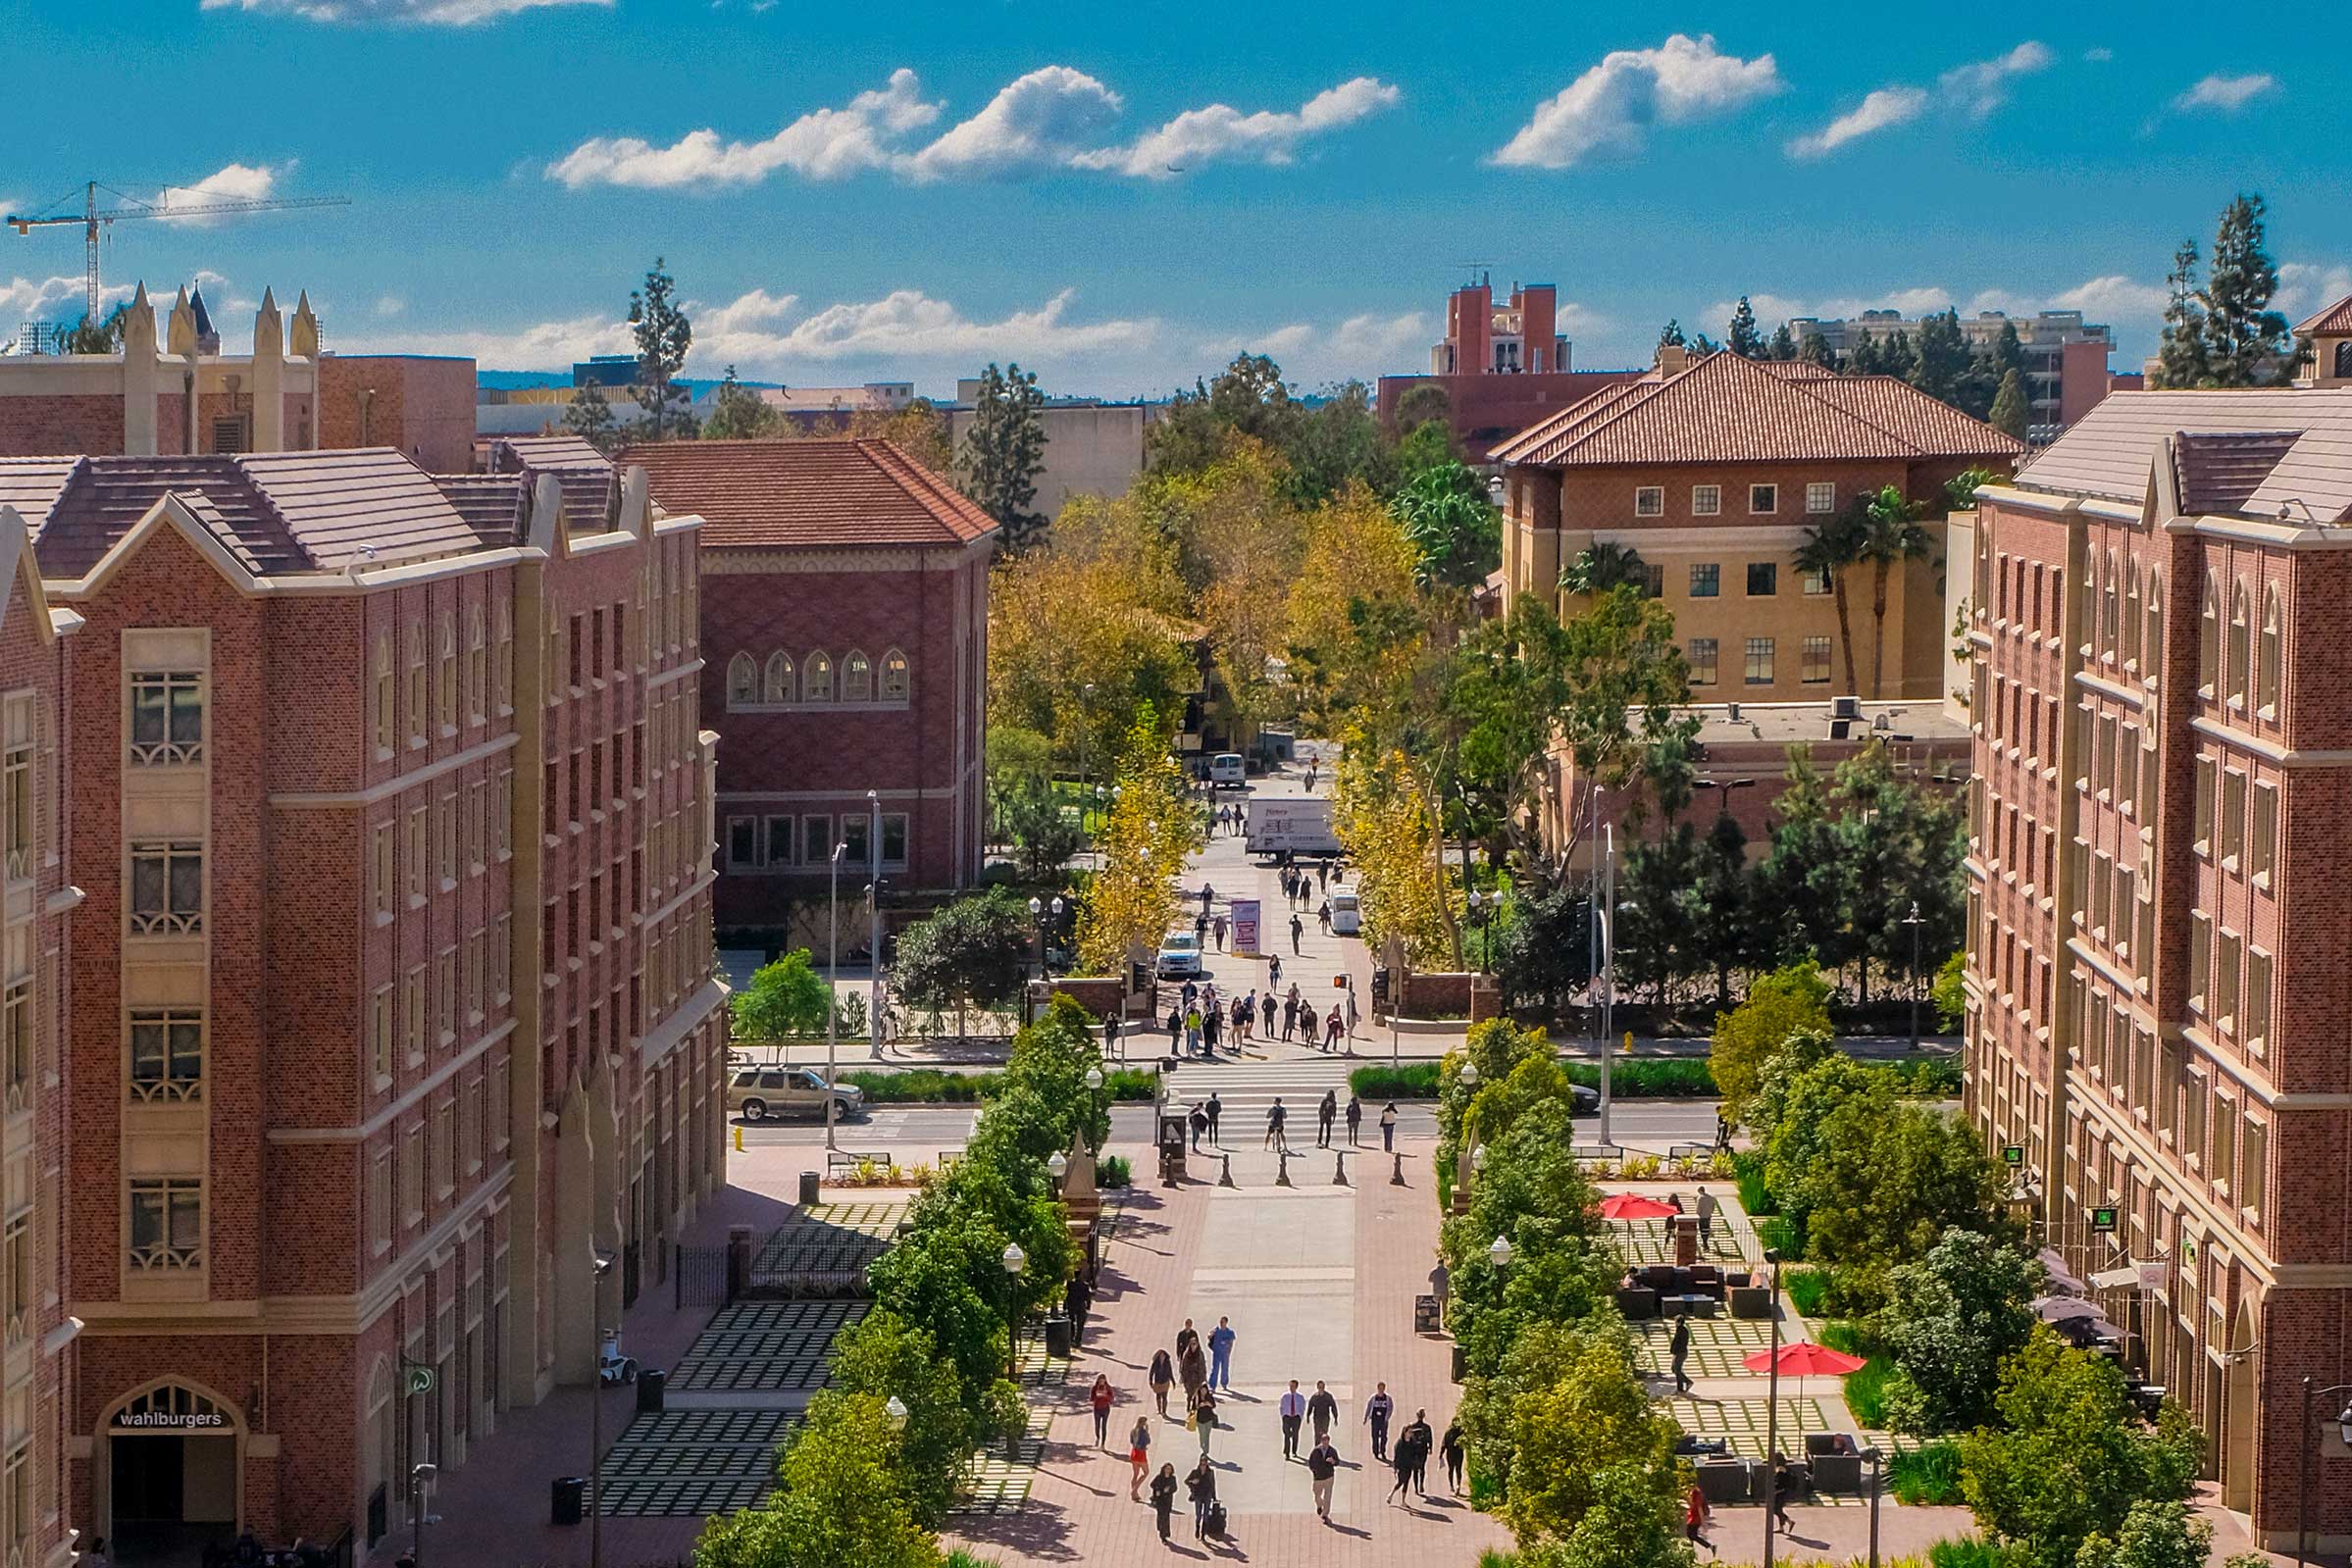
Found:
<box><xmin>624</xmin><ymin>438</ymin><xmax>994</xmax><ymax>949</ymax></box>
<box><xmin>1373</xmin><ymin>274</ymin><xmax>1643</xmax><ymax>450</ymax></box>
<box><xmin>0</xmin><ymin>283</ymin><xmax>475</xmax><ymax>472</ymax></box>
<box><xmin>1494</xmin><ymin>346</ymin><xmax>2021</xmax><ymax>707</ymax></box>
<box><xmin>0</xmin><ymin>436</ymin><xmax>726</xmax><ymax>1562</ymax></box>
<box><xmin>1961</xmin><ymin>371</ymin><xmax>2352</xmax><ymax>1549</ymax></box>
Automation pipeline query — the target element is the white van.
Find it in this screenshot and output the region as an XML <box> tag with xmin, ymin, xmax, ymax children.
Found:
<box><xmin>1329</xmin><ymin>888</ymin><xmax>1362</xmax><ymax>935</ymax></box>
<box><xmin>1208</xmin><ymin>753</ymin><xmax>1247</xmax><ymax>789</ymax></box>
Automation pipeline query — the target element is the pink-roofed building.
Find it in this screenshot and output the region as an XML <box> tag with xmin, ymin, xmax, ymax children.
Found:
<box><xmin>0</xmin><ymin>440</ymin><xmax>727</xmax><ymax>1560</ymax></box>
<box><xmin>623</xmin><ymin>437</ymin><xmax>995</xmax><ymax>952</ymax></box>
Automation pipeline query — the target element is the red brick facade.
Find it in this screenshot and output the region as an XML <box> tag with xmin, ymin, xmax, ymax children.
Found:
<box><xmin>317</xmin><ymin>356</ymin><xmax>479</xmax><ymax>474</ymax></box>
<box><xmin>1964</xmin><ymin>388</ymin><xmax>2352</xmax><ymax>1549</ymax></box>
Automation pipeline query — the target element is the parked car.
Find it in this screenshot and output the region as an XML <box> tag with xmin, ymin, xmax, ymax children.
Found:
<box><xmin>1569</xmin><ymin>1082</ymin><xmax>1601</xmax><ymax>1115</ymax></box>
<box><xmin>1208</xmin><ymin>752</ymin><xmax>1248</xmax><ymax>788</ymax></box>
<box><xmin>1328</xmin><ymin>887</ymin><xmax>1361</xmax><ymax>935</ymax></box>
<box><xmin>726</xmin><ymin>1065</ymin><xmax>865</xmax><ymax>1123</ymax></box>
<box><xmin>1157</xmin><ymin>931</ymin><xmax>1204</xmax><ymax>978</ymax></box>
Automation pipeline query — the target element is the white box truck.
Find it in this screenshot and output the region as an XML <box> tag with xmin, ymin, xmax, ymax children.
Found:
<box><xmin>1245</xmin><ymin>796</ymin><xmax>1343</xmax><ymax>858</ymax></box>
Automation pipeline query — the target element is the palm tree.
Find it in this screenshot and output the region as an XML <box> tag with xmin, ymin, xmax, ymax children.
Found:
<box><xmin>1857</xmin><ymin>484</ymin><xmax>1931</xmax><ymax>698</ymax></box>
<box><xmin>1792</xmin><ymin>508</ymin><xmax>1866</xmax><ymax>695</ymax></box>
<box><xmin>1559</xmin><ymin>541</ymin><xmax>1650</xmax><ymax>598</ymax></box>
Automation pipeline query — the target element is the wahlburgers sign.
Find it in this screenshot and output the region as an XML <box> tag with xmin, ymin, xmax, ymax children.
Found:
<box><xmin>114</xmin><ymin>1407</ymin><xmax>227</xmax><ymax>1431</ymax></box>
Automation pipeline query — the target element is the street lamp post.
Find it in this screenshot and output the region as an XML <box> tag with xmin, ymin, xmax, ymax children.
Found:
<box><xmin>1763</xmin><ymin>1247</ymin><xmax>1784</xmax><ymax>1568</ymax></box>
<box><xmin>1084</xmin><ymin>1064</ymin><xmax>1106</xmax><ymax>1150</ymax></box>
<box><xmin>1863</xmin><ymin>1445</ymin><xmax>1884</xmax><ymax>1568</ymax></box>
<box><xmin>1903</xmin><ymin>901</ymin><xmax>1924</xmax><ymax>1050</ymax></box>
<box><xmin>588</xmin><ymin>1247</ymin><xmax>615</xmax><ymax>1568</ymax></box>
<box><xmin>827</xmin><ymin>841</ymin><xmax>846</xmax><ymax>1152</ymax></box>
<box><xmin>409</xmin><ymin>1461</ymin><xmax>437</xmax><ymax>1568</ymax></box>
<box><xmin>1000</xmin><ymin>1241</ymin><xmax>1028</xmax><ymax>1382</ymax></box>
<box><xmin>1696</xmin><ymin>775</ymin><xmax>1756</xmax><ymax>819</ymax></box>
<box><xmin>2294</xmin><ymin>1377</ymin><xmax>2352</xmax><ymax>1566</ymax></box>
<box><xmin>866</xmin><ymin>789</ymin><xmax>884</xmax><ymax>1060</ymax></box>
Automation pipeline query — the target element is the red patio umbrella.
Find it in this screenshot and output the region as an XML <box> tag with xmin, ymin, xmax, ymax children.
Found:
<box><xmin>1743</xmin><ymin>1342</ymin><xmax>1866</xmax><ymax>1378</ymax></box>
<box><xmin>1599</xmin><ymin>1192</ymin><xmax>1679</xmax><ymax>1221</ymax></box>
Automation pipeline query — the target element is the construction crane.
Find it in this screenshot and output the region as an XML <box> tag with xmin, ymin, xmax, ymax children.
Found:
<box><xmin>5</xmin><ymin>178</ymin><xmax>351</xmax><ymax>322</ymax></box>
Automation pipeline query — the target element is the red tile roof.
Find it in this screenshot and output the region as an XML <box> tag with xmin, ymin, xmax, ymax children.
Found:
<box><xmin>483</xmin><ymin>434</ymin><xmax>614</xmax><ymax>533</ymax></box>
<box><xmin>2293</xmin><ymin>293</ymin><xmax>2352</xmax><ymax>337</ymax></box>
<box><xmin>1491</xmin><ymin>350</ymin><xmax>2023</xmax><ymax>468</ymax></box>
<box><xmin>622</xmin><ymin>438</ymin><xmax>997</xmax><ymax>549</ymax></box>
<box><xmin>2171</xmin><ymin>430</ymin><xmax>2303</xmax><ymax>516</ymax></box>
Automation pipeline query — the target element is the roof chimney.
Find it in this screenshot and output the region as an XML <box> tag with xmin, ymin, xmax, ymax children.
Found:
<box><xmin>1656</xmin><ymin>343</ymin><xmax>1689</xmax><ymax>376</ymax></box>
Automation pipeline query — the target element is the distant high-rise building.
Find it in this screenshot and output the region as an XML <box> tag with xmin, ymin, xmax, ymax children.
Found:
<box><xmin>1781</xmin><ymin>308</ymin><xmax>2118</xmax><ymax>438</ymax></box>
<box><xmin>1378</xmin><ymin>272</ymin><xmax>1640</xmax><ymax>449</ymax></box>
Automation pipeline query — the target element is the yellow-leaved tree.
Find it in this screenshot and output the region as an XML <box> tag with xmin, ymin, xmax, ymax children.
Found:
<box><xmin>1284</xmin><ymin>484</ymin><xmax>1426</xmax><ymax>735</ymax></box>
<box><xmin>1075</xmin><ymin>706</ymin><xmax>1202</xmax><ymax>976</ymax></box>
<box><xmin>1332</xmin><ymin>744</ymin><xmax>1457</xmax><ymax>968</ymax></box>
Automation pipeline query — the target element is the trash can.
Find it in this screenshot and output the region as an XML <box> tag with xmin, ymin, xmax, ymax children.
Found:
<box><xmin>1044</xmin><ymin>1312</ymin><xmax>1073</xmax><ymax>1359</ymax></box>
<box><xmin>637</xmin><ymin>1368</ymin><xmax>666</xmax><ymax>1413</ymax></box>
<box><xmin>550</xmin><ymin>1475</ymin><xmax>588</xmax><ymax>1526</ymax></box>
<box><xmin>798</xmin><ymin>1170</ymin><xmax>820</xmax><ymax>1206</ymax></box>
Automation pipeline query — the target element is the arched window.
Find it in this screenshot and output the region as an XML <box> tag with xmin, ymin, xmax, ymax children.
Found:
<box><xmin>2082</xmin><ymin>565</ymin><xmax>2100</xmax><ymax>652</ymax></box>
<box><xmin>763</xmin><ymin>651</ymin><xmax>794</xmax><ymax>704</ymax></box>
<box><xmin>843</xmin><ymin>651</ymin><xmax>872</xmax><ymax>702</ymax></box>
<box><xmin>2122</xmin><ymin>567</ymin><xmax>2142</xmax><ymax>668</ymax></box>
<box><xmin>2101</xmin><ymin>551</ymin><xmax>2120</xmax><ymax>658</ymax></box>
<box><xmin>2228</xmin><ymin>582</ymin><xmax>2251</xmax><ymax>704</ymax></box>
<box><xmin>2336</xmin><ymin>341</ymin><xmax>2352</xmax><ymax>379</ymax></box>
<box><xmin>372</xmin><ymin>631</ymin><xmax>395</xmax><ymax>753</ymax></box>
<box><xmin>2199</xmin><ymin>572</ymin><xmax>2221</xmax><ymax>694</ymax></box>
<box><xmin>726</xmin><ymin>652</ymin><xmax>756</xmax><ymax>707</ymax></box>
<box><xmin>2259</xmin><ymin>587</ymin><xmax>2282</xmax><ymax>712</ymax></box>
<box><xmin>804</xmin><ymin>652</ymin><xmax>834</xmax><ymax>703</ymax></box>
<box><xmin>2144</xmin><ymin>570</ymin><xmax>2164</xmax><ymax>685</ymax></box>
<box><xmin>467</xmin><ymin>604</ymin><xmax>487</xmax><ymax>724</ymax></box>
<box><xmin>881</xmin><ymin>648</ymin><xmax>910</xmax><ymax>702</ymax></box>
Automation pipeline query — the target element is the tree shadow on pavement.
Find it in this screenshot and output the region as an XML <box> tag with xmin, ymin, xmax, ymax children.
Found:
<box><xmin>951</xmin><ymin>1496</ymin><xmax>1082</xmax><ymax>1561</ymax></box>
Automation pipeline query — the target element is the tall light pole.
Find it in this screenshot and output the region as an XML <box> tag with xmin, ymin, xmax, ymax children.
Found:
<box><xmin>1696</xmin><ymin>775</ymin><xmax>1755</xmax><ymax>819</ymax></box>
<box><xmin>866</xmin><ymin>789</ymin><xmax>884</xmax><ymax>1060</ymax></box>
<box><xmin>826</xmin><ymin>841</ymin><xmax>846</xmax><ymax>1151</ymax></box>
<box><xmin>409</xmin><ymin>1461</ymin><xmax>436</xmax><ymax>1568</ymax></box>
<box><xmin>1597</xmin><ymin>824</ymin><xmax>1617</xmax><ymax>1149</ymax></box>
<box><xmin>1000</xmin><ymin>1241</ymin><xmax>1027</xmax><ymax>1381</ymax></box>
<box><xmin>588</xmin><ymin>1247</ymin><xmax>615</xmax><ymax>1568</ymax></box>
<box><xmin>1863</xmin><ymin>1445</ymin><xmax>1884</xmax><ymax>1568</ymax></box>
<box><xmin>1763</xmin><ymin>1247</ymin><xmax>1784</xmax><ymax>1568</ymax></box>
<box><xmin>1903</xmin><ymin>900</ymin><xmax>1924</xmax><ymax>1050</ymax></box>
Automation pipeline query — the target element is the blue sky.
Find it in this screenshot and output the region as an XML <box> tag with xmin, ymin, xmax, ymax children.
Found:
<box><xmin>1</xmin><ymin>0</ymin><xmax>2343</xmax><ymax>398</ymax></box>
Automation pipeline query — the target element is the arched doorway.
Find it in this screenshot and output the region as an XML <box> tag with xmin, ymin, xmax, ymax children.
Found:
<box><xmin>102</xmin><ymin>1382</ymin><xmax>240</xmax><ymax>1566</ymax></box>
<box><xmin>2224</xmin><ymin>1299</ymin><xmax>2260</xmax><ymax>1512</ymax></box>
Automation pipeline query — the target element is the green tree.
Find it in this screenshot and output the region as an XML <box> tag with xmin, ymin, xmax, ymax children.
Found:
<box><xmin>1288</xmin><ymin>380</ymin><xmax>1397</xmax><ymax>501</ymax></box>
<box><xmin>1616</xmin><ymin>823</ymin><xmax>1702</xmax><ymax>1005</ymax></box>
<box><xmin>1767</xmin><ymin>321</ymin><xmax>1798</xmax><ymax>361</ymax></box>
<box><xmin>1658</xmin><ymin>319</ymin><xmax>1688</xmax><ymax>349</ymax></box>
<box><xmin>61</xmin><ymin>301</ymin><xmax>130</xmax><ymax>354</ymax></box>
<box><xmin>692</xmin><ymin>1391</ymin><xmax>940</xmax><ymax>1568</ymax></box>
<box><xmin>564</xmin><ymin>379</ymin><xmax>617</xmax><ymax>451</ymax></box>
<box><xmin>827</xmin><ymin>1309</ymin><xmax>980</xmax><ymax>1526</ymax></box>
<box><xmin>628</xmin><ymin>256</ymin><xmax>694</xmax><ymax>441</ymax></box>
<box><xmin>1000</xmin><ymin>784</ymin><xmax>1088</xmax><ymax>881</ymax></box>
<box><xmin>2153</xmin><ymin>238</ymin><xmax>2211</xmax><ymax>389</ymax></box>
<box><xmin>1988</xmin><ymin>367</ymin><xmax>2030</xmax><ymax>439</ymax></box>
<box><xmin>1494</xmin><ymin>881</ymin><xmax>1595</xmax><ymax>1018</ymax></box>
<box><xmin>1395</xmin><ymin>380</ymin><xmax>1452</xmax><ymax>432</ymax></box>
<box><xmin>1710</xmin><ymin>958</ymin><xmax>1832</xmax><ymax>1127</ymax></box>
<box><xmin>1959</xmin><ymin>1331</ymin><xmax>2203</xmax><ymax>1568</ymax></box>
<box><xmin>956</xmin><ymin>362</ymin><xmax>1048</xmax><ymax>551</ymax></box>
<box><xmin>1147</xmin><ymin>352</ymin><xmax>1305</xmax><ymax>475</ymax></box>
<box><xmin>1857</xmin><ymin>484</ymin><xmax>1931</xmax><ymax>698</ymax></box>
<box><xmin>1932</xmin><ymin>949</ymin><xmax>1967</xmax><ymax>1030</ymax></box>
<box><xmin>703</xmin><ymin>364</ymin><xmax>780</xmax><ymax>440</ymax></box>
<box><xmin>1727</xmin><ymin>296</ymin><xmax>1765</xmax><ymax>358</ymax></box>
<box><xmin>1522</xmin><ymin>1465</ymin><xmax>1699</xmax><ymax>1568</ymax></box>
<box><xmin>2072</xmin><ymin>1499</ymin><xmax>2215</xmax><ymax>1568</ymax></box>
<box><xmin>1797</xmin><ymin>329</ymin><xmax>1836</xmax><ymax>367</ymax></box>
<box><xmin>731</xmin><ymin>950</ymin><xmax>835</xmax><ymax>1040</ymax></box>
<box><xmin>1943</xmin><ymin>466</ymin><xmax>1999</xmax><ymax>516</ymax></box>
<box><xmin>1393</xmin><ymin>461</ymin><xmax>1502</xmax><ymax>588</ymax></box>
<box><xmin>1792</xmin><ymin>505</ymin><xmax>1866</xmax><ymax>694</ymax></box>
<box><xmin>892</xmin><ymin>887</ymin><xmax>1037</xmax><ymax>1039</ymax></box>
<box><xmin>1755</xmin><ymin>745</ymin><xmax>1851</xmax><ymax>968</ymax></box>
<box><xmin>2200</xmin><ymin>192</ymin><xmax>2294</xmax><ymax>385</ymax></box>
<box><xmin>1691</xmin><ymin>810</ymin><xmax>1755</xmax><ymax>1008</ymax></box>
<box><xmin>1877</xmin><ymin>1229</ymin><xmax>2041</xmax><ymax>1435</ymax></box>
<box><xmin>1909</xmin><ymin>309</ymin><xmax>1973</xmax><ymax>406</ymax></box>
<box><xmin>1559</xmin><ymin>541</ymin><xmax>1650</xmax><ymax>597</ymax></box>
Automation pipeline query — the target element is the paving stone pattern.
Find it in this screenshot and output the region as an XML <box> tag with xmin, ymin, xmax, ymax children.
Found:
<box><xmin>670</xmin><ymin>1300</ymin><xmax>870</xmax><ymax>1391</ymax></box>
<box><xmin>1632</xmin><ymin>1316</ymin><xmax>1778</xmax><ymax>1378</ymax></box>
<box><xmin>596</xmin><ymin>1408</ymin><xmax>804</xmax><ymax>1517</ymax></box>
<box><xmin>748</xmin><ymin>1200</ymin><xmax>908</xmax><ymax>1275</ymax></box>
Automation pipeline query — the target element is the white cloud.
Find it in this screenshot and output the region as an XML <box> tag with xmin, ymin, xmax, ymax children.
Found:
<box><xmin>547</xmin><ymin>70</ymin><xmax>940</xmax><ymax>188</ymax></box>
<box><xmin>2275</xmin><ymin>262</ymin><xmax>2352</xmax><ymax>319</ymax></box>
<box><xmin>908</xmin><ymin>67</ymin><xmax>1126</xmax><ymax>178</ymax></box>
<box><xmin>2083</xmin><ymin>47</ymin><xmax>2114</xmax><ymax>63</ymax></box>
<box><xmin>374</xmin><ymin>294</ymin><xmax>406</xmax><ymax>317</ymax></box>
<box><xmin>1787</xmin><ymin>41</ymin><xmax>2049</xmax><ymax>159</ymax></box>
<box><xmin>200</xmin><ymin>0</ymin><xmax>607</xmax><ymax>23</ymax></box>
<box><xmin>0</xmin><ymin>275</ymin><xmax>129</xmax><ymax>324</ymax></box>
<box><xmin>1073</xmin><ymin>76</ymin><xmax>1401</xmax><ymax>177</ymax></box>
<box><xmin>1489</xmin><ymin>33</ymin><xmax>1781</xmax><ymax>169</ymax></box>
<box><xmin>1937</xmin><ymin>41</ymin><xmax>2054</xmax><ymax>116</ymax></box>
<box><xmin>2051</xmin><ymin>276</ymin><xmax>2170</xmax><ymax>319</ymax></box>
<box><xmin>342</xmin><ymin>311</ymin><xmax>636</xmax><ymax>371</ymax></box>
<box><xmin>1720</xmin><ymin>288</ymin><xmax>1954</xmax><ymax>328</ymax></box>
<box><xmin>1195</xmin><ymin>311</ymin><xmax>1429</xmax><ymax>378</ymax></box>
<box><xmin>2173</xmin><ymin>73</ymin><xmax>2279</xmax><ymax>113</ymax></box>
<box><xmin>1787</xmin><ymin>87</ymin><xmax>1928</xmax><ymax>159</ymax></box>
<box><xmin>154</xmin><ymin>162</ymin><xmax>285</xmax><ymax>226</ymax></box>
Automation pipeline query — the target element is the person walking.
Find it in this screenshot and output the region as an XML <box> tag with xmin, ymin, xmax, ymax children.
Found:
<box><xmin>1317</xmin><ymin>1088</ymin><xmax>1337</xmax><ymax>1148</ymax></box>
<box><xmin>1324</xmin><ymin>1005</ymin><xmax>1345</xmax><ymax>1052</ymax></box>
<box><xmin>1179</xmin><ymin>1342</ymin><xmax>1206</xmax><ymax>1413</ymax></box>
<box><xmin>1278</xmin><ymin>1380</ymin><xmax>1306</xmax><ymax>1459</ymax></box>
<box><xmin>1769</xmin><ymin>1455</ymin><xmax>1798</xmax><ymax>1530</ymax></box>
<box><xmin>1150</xmin><ymin>1461</ymin><xmax>1178</xmax><ymax>1540</ymax></box>
<box><xmin>1695</xmin><ymin>1185</ymin><xmax>1719</xmax><ymax>1249</ymax></box>
<box><xmin>1186</xmin><ymin>1458</ymin><xmax>1218</xmax><ymax>1540</ymax></box>
<box><xmin>1265</xmin><ymin>1098</ymin><xmax>1288</xmax><ymax>1151</ymax></box>
<box><xmin>1281</xmin><ymin>994</ymin><xmax>1298</xmax><ymax>1041</ymax></box>
<box><xmin>1307</xmin><ymin>1380</ymin><xmax>1339</xmax><ymax>1445</ymax></box>
<box><xmin>1091</xmin><ymin>1373</ymin><xmax>1115</xmax><ymax>1447</ymax></box>
<box><xmin>1670</xmin><ymin>1315</ymin><xmax>1693</xmax><ymax>1393</ymax></box>
<box><xmin>1260</xmin><ymin>990</ymin><xmax>1276</xmax><ymax>1036</ymax></box>
<box><xmin>1386</xmin><ymin>1436</ymin><xmax>1415</xmax><ymax>1505</ymax></box>
<box><xmin>1102</xmin><ymin>1012</ymin><xmax>1119</xmax><ymax>1058</ymax></box>
<box><xmin>1363</xmin><ymin>1382</ymin><xmax>1394</xmax><ymax>1461</ymax></box>
<box><xmin>1194</xmin><ymin>911</ymin><xmax>1208</xmax><ymax>948</ymax></box>
<box><xmin>1401</xmin><ymin>1409</ymin><xmax>1434</xmax><ymax>1495</ymax></box>
<box><xmin>1165</xmin><ymin>1005</ymin><xmax>1182</xmax><ymax>1053</ymax></box>
<box><xmin>1345</xmin><ymin>1094</ymin><xmax>1363</xmax><ymax>1145</ymax></box>
<box><xmin>1149</xmin><ymin>1349</ymin><xmax>1174</xmax><ymax>1416</ymax></box>
<box><xmin>1212</xmin><ymin>912</ymin><xmax>1227</xmax><ymax>951</ymax></box>
<box><xmin>1192</xmin><ymin>1391</ymin><xmax>1216</xmax><ymax>1460</ymax></box>
<box><xmin>1204</xmin><ymin>1092</ymin><xmax>1222</xmax><ymax>1144</ymax></box>
<box><xmin>1184</xmin><ymin>1006</ymin><xmax>1202</xmax><ymax>1054</ymax></box>
<box><xmin>1685</xmin><ymin>1482</ymin><xmax>1714</xmax><ymax>1555</ymax></box>
<box><xmin>1306</xmin><ymin>1434</ymin><xmax>1340</xmax><ymax>1521</ymax></box>
<box><xmin>1189</xmin><ymin>1102</ymin><xmax>1207</xmax><ymax>1152</ymax></box>
<box><xmin>1317</xmin><ymin>898</ymin><xmax>1332</xmax><ymax>936</ymax></box>
<box><xmin>1202</xmin><ymin>1006</ymin><xmax>1220</xmax><ymax>1055</ymax></box>
<box><xmin>1379</xmin><ymin>1100</ymin><xmax>1399</xmax><ymax>1151</ymax></box>
<box><xmin>1441</xmin><ymin>1419</ymin><xmax>1465</xmax><ymax>1493</ymax></box>
<box><xmin>1289</xmin><ymin>910</ymin><xmax>1304</xmax><ymax>953</ymax></box>
<box><xmin>1201</xmin><ymin>883</ymin><xmax>1214</xmax><ymax>917</ymax></box>
<box><xmin>1207</xmin><ymin>1317</ymin><xmax>1235</xmax><ymax>1391</ymax></box>
<box><xmin>1182</xmin><ymin>978</ymin><xmax>1199</xmax><ymax>1010</ymax></box>
<box><xmin>1129</xmin><ymin>1416</ymin><xmax>1154</xmax><ymax>1498</ymax></box>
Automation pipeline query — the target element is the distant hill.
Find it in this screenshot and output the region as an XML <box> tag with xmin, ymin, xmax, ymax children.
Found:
<box><xmin>475</xmin><ymin>369</ymin><xmax>779</xmax><ymax>396</ymax></box>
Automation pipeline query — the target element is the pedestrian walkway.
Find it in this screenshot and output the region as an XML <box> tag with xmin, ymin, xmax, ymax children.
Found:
<box><xmin>1162</xmin><ymin>1056</ymin><xmax>1369</xmax><ymax>1139</ymax></box>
